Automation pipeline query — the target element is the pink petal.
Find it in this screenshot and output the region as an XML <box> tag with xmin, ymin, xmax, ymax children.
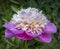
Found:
<box><xmin>43</xmin><ymin>22</ymin><xmax>57</xmax><ymax>34</ymax></box>
<box><xmin>5</xmin><ymin>29</ymin><xmax>14</xmax><ymax>38</ymax></box>
<box><xmin>3</xmin><ymin>22</ymin><xmax>24</xmax><ymax>34</ymax></box>
<box><xmin>38</xmin><ymin>33</ymin><xmax>52</xmax><ymax>43</ymax></box>
<box><xmin>16</xmin><ymin>32</ymin><xmax>34</xmax><ymax>40</ymax></box>
<box><xmin>25</xmin><ymin>30</ymin><xmax>43</xmax><ymax>37</ymax></box>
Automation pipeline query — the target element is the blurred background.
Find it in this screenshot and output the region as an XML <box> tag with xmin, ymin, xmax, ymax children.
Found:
<box><xmin>0</xmin><ymin>0</ymin><xmax>60</xmax><ymax>49</ymax></box>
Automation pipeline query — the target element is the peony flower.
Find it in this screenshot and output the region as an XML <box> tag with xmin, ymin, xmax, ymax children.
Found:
<box><xmin>3</xmin><ymin>7</ymin><xmax>57</xmax><ymax>43</ymax></box>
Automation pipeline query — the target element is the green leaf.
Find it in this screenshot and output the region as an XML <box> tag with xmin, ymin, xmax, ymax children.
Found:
<box><xmin>3</xmin><ymin>37</ymin><xmax>14</xmax><ymax>46</ymax></box>
<box><xmin>10</xmin><ymin>0</ymin><xmax>19</xmax><ymax>4</ymax></box>
<box><xmin>11</xmin><ymin>5</ymin><xmax>18</xmax><ymax>12</ymax></box>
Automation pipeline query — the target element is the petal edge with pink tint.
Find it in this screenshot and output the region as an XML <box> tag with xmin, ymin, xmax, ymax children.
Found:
<box><xmin>5</xmin><ymin>29</ymin><xmax>14</xmax><ymax>38</ymax></box>
<box><xmin>43</xmin><ymin>22</ymin><xmax>57</xmax><ymax>34</ymax></box>
<box><xmin>38</xmin><ymin>33</ymin><xmax>52</xmax><ymax>43</ymax></box>
<box><xmin>3</xmin><ymin>22</ymin><xmax>24</xmax><ymax>34</ymax></box>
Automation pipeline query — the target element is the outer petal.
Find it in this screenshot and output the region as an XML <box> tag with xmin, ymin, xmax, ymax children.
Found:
<box><xmin>43</xmin><ymin>22</ymin><xmax>57</xmax><ymax>34</ymax></box>
<box><xmin>3</xmin><ymin>22</ymin><xmax>24</xmax><ymax>34</ymax></box>
<box><xmin>5</xmin><ymin>29</ymin><xmax>14</xmax><ymax>38</ymax></box>
<box><xmin>16</xmin><ymin>32</ymin><xmax>34</xmax><ymax>40</ymax></box>
<box><xmin>38</xmin><ymin>33</ymin><xmax>52</xmax><ymax>43</ymax></box>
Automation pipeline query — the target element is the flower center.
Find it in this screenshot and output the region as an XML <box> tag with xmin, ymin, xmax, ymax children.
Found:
<box><xmin>16</xmin><ymin>20</ymin><xmax>44</xmax><ymax>33</ymax></box>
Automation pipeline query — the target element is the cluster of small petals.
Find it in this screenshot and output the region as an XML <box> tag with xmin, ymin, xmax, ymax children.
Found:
<box><xmin>11</xmin><ymin>7</ymin><xmax>48</xmax><ymax>36</ymax></box>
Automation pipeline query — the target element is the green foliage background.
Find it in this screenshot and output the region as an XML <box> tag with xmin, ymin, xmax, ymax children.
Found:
<box><xmin>0</xmin><ymin>0</ymin><xmax>60</xmax><ymax>49</ymax></box>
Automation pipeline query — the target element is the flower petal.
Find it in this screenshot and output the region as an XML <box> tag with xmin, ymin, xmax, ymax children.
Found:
<box><xmin>3</xmin><ymin>22</ymin><xmax>24</xmax><ymax>34</ymax></box>
<box><xmin>43</xmin><ymin>22</ymin><xmax>57</xmax><ymax>34</ymax></box>
<box><xmin>25</xmin><ymin>30</ymin><xmax>43</xmax><ymax>37</ymax></box>
<box><xmin>38</xmin><ymin>33</ymin><xmax>52</xmax><ymax>43</ymax></box>
<box><xmin>16</xmin><ymin>32</ymin><xmax>34</xmax><ymax>40</ymax></box>
<box><xmin>5</xmin><ymin>29</ymin><xmax>14</xmax><ymax>38</ymax></box>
